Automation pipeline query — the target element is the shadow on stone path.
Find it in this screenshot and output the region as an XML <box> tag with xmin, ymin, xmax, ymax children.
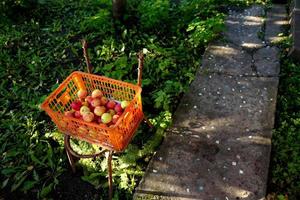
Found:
<box><xmin>134</xmin><ymin>4</ymin><xmax>288</xmax><ymax>200</ymax></box>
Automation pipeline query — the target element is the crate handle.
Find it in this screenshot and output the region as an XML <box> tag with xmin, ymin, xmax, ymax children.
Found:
<box><xmin>82</xmin><ymin>39</ymin><xmax>93</xmax><ymax>74</ymax></box>
<box><xmin>137</xmin><ymin>51</ymin><xmax>144</xmax><ymax>87</ymax></box>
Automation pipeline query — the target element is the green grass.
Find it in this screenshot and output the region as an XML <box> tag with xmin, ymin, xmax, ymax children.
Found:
<box><xmin>0</xmin><ymin>0</ymin><xmax>270</xmax><ymax>199</ymax></box>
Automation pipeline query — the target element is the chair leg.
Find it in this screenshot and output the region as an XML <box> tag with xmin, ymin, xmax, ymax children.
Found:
<box><xmin>64</xmin><ymin>135</ymin><xmax>77</xmax><ymax>173</ymax></box>
<box><xmin>107</xmin><ymin>150</ymin><xmax>113</xmax><ymax>200</ymax></box>
<box><xmin>65</xmin><ymin>145</ymin><xmax>76</xmax><ymax>173</ymax></box>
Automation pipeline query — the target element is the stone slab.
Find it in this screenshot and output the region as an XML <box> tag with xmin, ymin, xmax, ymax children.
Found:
<box><xmin>265</xmin><ymin>4</ymin><xmax>288</xmax><ymax>44</ymax></box>
<box><xmin>172</xmin><ymin>74</ymin><xmax>278</xmax><ymax>133</ymax></box>
<box><xmin>201</xmin><ymin>42</ymin><xmax>254</xmax><ymax>76</ymax></box>
<box><xmin>135</xmin><ymin>130</ymin><xmax>272</xmax><ymax>200</ymax></box>
<box><xmin>253</xmin><ymin>46</ymin><xmax>280</xmax><ymax>77</ymax></box>
<box><xmin>290</xmin><ymin>9</ymin><xmax>300</xmax><ymax>61</ymax></box>
<box><xmin>135</xmin><ymin>74</ymin><xmax>278</xmax><ymax>200</ymax></box>
<box><xmin>291</xmin><ymin>10</ymin><xmax>300</xmax><ymax>32</ymax></box>
<box><xmin>224</xmin><ymin>6</ymin><xmax>265</xmax><ymax>50</ymax></box>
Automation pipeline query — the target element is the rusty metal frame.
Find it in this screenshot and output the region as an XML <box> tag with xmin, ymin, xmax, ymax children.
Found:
<box><xmin>64</xmin><ymin>135</ymin><xmax>113</xmax><ymax>199</ymax></box>
<box><xmin>62</xmin><ymin>40</ymin><xmax>153</xmax><ymax>200</ymax></box>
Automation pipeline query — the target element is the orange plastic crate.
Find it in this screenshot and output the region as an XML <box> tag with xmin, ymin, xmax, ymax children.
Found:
<box><xmin>41</xmin><ymin>71</ymin><xmax>144</xmax><ymax>151</ymax></box>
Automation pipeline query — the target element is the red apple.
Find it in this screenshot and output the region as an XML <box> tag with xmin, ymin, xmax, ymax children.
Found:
<box><xmin>92</xmin><ymin>89</ymin><xmax>103</xmax><ymax>98</ymax></box>
<box><xmin>106</xmin><ymin>100</ymin><xmax>116</xmax><ymax>109</ymax></box>
<box><xmin>101</xmin><ymin>113</ymin><xmax>112</xmax><ymax>124</ymax></box>
<box><xmin>117</xmin><ymin>111</ymin><xmax>123</xmax><ymax>116</ymax></box>
<box><xmin>64</xmin><ymin>110</ymin><xmax>74</xmax><ymax>117</ymax></box>
<box><xmin>71</xmin><ymin>100</ymin><xmax>82</xmax><ymax>111</ymax></box>
<box><xmin>74</xmin><ymin>111</ymin><xmax>82</xmax><ymax>119</ymax></box>
<box><xmin>94</xmin><ymin>106</ymin><xmax>106</xmax><ymax>116</ymax></box>
<box><xmin>80</xmin><ymin>105</ymin><xmax>90</xmax><ymax>115</ymax></box>
<box><xmin>91</xmin><ymin>98</ymin><xmax>101</xmax><ymax>107</ymax></box>
<box><xmin>85</xmin><ymin>96</ymin><xmax>93</xmax><ymax>104</ymax></box>
<box><xmin>108</xmin><ymin>109</ymin><xmax>116</xmax><ymax>116</ymax></box>
<box><xmin>114</xmin><ymin>104</ymin><xmax>123</xmax><ymax>113</ymax></box>
<box><xmin>100</xmin><ymin>96</ymin><xmax>108</xmax><ymax>106</ymax></box>
<box><xmin>77</xmin><ymin>89</ymin><xmax>87</xmax><ymax>99</ymax></box>
<box><xmin>112</xmin><ymin>114</ymin><xmax>120</xmax><ymax>124</ymax></box>
<box><xmin>83</xmin><ymin>112</ymin><xmax>94</xmax><ymax>122</ymax></box>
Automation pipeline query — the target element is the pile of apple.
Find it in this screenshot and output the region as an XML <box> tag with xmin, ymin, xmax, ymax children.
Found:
<box><xmin>64</xmin><ymin>89</ymin><xmax>130</xmax><ymax>128</ymax></box>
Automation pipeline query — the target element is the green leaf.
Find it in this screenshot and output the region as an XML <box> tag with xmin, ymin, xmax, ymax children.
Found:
<box><xmin>47</xmin><ymin>145</ymin><xmax>54</xmax><ymax>168</ymax></box>
<box><xmin>1</xmin><ymin>178</ymin><xmax>9</xmax><ymax>189</ymax></box>
<box><xmin>11</xmin><ymin>173</ymin><xmax>28</xmax><ymax>191</ymax></box>
<box><xmin>1</xmin><ymin>168</ymin><xmax>16</xmax><ymax>176</ymax></box>
<box><xmin>30</xmin><ymin>152</ymin><xmax>47</xmax><ymax>167</ymax></box>
<box><xmin>119</xmin><ymin>173</ymin><xmax>129</xmax><ymax>189</ymax></box>
<box><xmin>142</xmin><ymin>78</ymin><xmax>152</xmax><ymax>86</ymax></box>
<box><xmin>153</xmin><ymin>90</ymin><xmax>171</xmax><ymax>110</ymax></box>
<box><xmin>33</xmin><ymin>170</ymin><xmax>39</xmax><ymax>181</ymax></box>
<box><xmin>70</xmin><ymin>46</ymin><xmax>78</xmax><ymax>57</ymax></box>
<box><xmin>277</xmin><ymin>194</ymin><xmax>285</xmax><ymax>200</ymax></box>
<box><xmin>81</xmin><ymin>173</ymin><xmax>102</xmax><ymax>187</ymax></box>
<box><xmin>40</xmin><ymin>183</ymin><xmax>54</xmax><ymax>198</ymax></box>
<box><xmin>22</xmin><ymin>180</ymin><xmax>37</xmax><ymax>191</ymax></box>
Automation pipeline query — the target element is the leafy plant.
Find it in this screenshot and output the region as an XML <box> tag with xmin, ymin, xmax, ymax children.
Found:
<box><xmin>137</xmin><ymin>0</ymin><xmax>170</xmax><ymax>30</ymax></box>
<box><xmin>268</xmin><ymin>38</ymin><xmax>300</xmax><ymax>199</ymax></box>
<box><xmin>187</xmin><ymin>14</ymin><xmax>225</xmax><ymax>47</ymax></box>
<box><xmin>0</xmin><ymin>115</ymin><xmax>66</xmax><ymax>198</ymax></box>
<box><xmin>80</xmin><ymin>9</ymin><xmax>113</xmax><ymax>34</ymax></box>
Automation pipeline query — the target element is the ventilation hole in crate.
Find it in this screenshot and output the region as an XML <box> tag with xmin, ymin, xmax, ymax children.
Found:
<box><xmin>67</xmin><ymin>81</ymin><xmax>74</xmax><ymax>90</ymax></box>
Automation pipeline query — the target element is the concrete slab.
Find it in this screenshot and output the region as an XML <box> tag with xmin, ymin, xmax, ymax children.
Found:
<box><xmin>265</xmin><ymin>4</ymin><xmax>288</xmax><ymax>44</ymax></box>
<box><xmin>135</xmin><ymin>130</ymin><xmax>272</xmax><ymax>200</ymax></box>
<box><xmin>224</xmin><ymin>6</ymin><xmax>265</xmax><ymax>50</ymax></box>
<box><xmin>172</xmin><ymin>74</ymin><xmax>278</xmax><ymax>133</ymax></box>
<box><xmin>135</xmin><ymin>74</ymin><xmax>278</xmax><ymax>200</ymax></box>
<box><xmin>254</xmin><ymin>46</ymin><xmax>280</xmax><ymax>77</ymax></box>
<box><xmin>201</xmin><ymin>42</ymin><xmax>254</xmax><ymax>76</ymax></box>
<box><xmin>290</xmin><ymin>8</ymin><xmax>300</xmax><ymax>61</ymax></box>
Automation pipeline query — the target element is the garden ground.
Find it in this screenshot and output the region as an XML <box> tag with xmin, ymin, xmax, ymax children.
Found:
<box><xmin>1</xmin><ymin>0</ymin><xmax>299</xmax><ymax>199</ymax></box>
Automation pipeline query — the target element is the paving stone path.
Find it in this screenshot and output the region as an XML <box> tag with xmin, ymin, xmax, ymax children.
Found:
<box><xmin>134</xmin><ymin>4</ymin><xmax>287</xmax><ymax>200</ymax></box>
